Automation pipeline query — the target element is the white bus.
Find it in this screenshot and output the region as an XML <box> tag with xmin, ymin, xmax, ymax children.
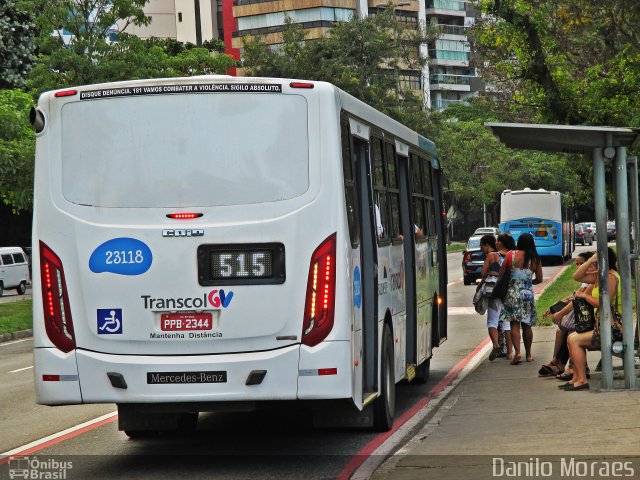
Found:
<box><xmin>30</xmin><ymin>76</ymin><xmax>448</xmax><ymax>435</ymax></box>
<box><xmin>499</xmin><ymin>188</ymin><xmax>574</xmax><ymax>262</ymax></box>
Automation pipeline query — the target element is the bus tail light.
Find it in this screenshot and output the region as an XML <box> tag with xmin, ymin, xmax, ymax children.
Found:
<box><xmin>290</xmin><ymin>82</ymin><xmax>314</xmax><ymax>89</ymax></box>
<box><xmin>40</xmin><ymin>241</ymin><xmax>75</xmax><ymax>352</ymax></box>
<box><xmin>166</xmin><ymin>212</ymin><xmax>203</xmax><ymax>219</ymax></box>
<box><xmin>54</xmin><ymin>89</ymin><xmax>78</xmax><ymax>97</ymax></box>
<box><xmin>302</xmin><ymin>233</ymin><xmax>337</xmax><ymax>347</ymax></box>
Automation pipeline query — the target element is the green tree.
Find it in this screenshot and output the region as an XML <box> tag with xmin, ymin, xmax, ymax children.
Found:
<box><xmin>473</xmin><ymin>0</ymin><xmax>640</xmax><ymax>126</ymax></box>
<box><xmin>5</xmin><ymin>0</ymin><xmax>235</xmax><ymax>212</ymax></box>
<box><xmin>242</xmin><ymin>10</ymin><xmax>434</xmax><ymax>131</ymax></box>
<box><xmin>0</xmin><ymin>90</ymin><xmax>35</xmax><ymax>212</ymax></box>
<box><xmin>428</xmin><ymin>99</ymin><xmax>584</xmax><ymax>228</ymax></box>
<box><xmin>0</xmin><ymin>0</ymin><xmax>37</xmax><ymax>89</ymax></box>
<box><xmin>27</xmin><ymin>1</ymin><xmax>234</xmax><ymax>95</ymax></box>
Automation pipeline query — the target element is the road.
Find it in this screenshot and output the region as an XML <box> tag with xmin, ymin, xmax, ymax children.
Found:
<box><xmin>0</xmin><ymin>249</ymin><xmax>583</xmax><ymax>479</ymax></box>
<box><xmin>0</xmin><ymin>285</ymin><xmax>32</xmax><ymax>304</ymax></box>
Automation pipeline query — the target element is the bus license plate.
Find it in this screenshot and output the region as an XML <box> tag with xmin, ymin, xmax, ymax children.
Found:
<box><xmin>160</xmin><ymin>312</ymin><xmax>213</xmax><ymax>331</ymax></box>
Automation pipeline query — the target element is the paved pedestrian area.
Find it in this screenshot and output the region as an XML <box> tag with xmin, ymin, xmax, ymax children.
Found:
<box><xmin>372</xmin><ymin>326</ymin><xmax>640</xmax><ymax>480</ymax></box>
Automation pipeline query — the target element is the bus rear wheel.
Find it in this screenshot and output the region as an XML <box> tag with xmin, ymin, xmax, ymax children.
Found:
<box><xmin>373</xmin><ymin>325</ymin><xmax>395</xmax><ymax>431</ymax></box>
<box><xmin>16</xmin><ymin>282</ymin><xmax>26</xmax><ymax>295</ymax></box>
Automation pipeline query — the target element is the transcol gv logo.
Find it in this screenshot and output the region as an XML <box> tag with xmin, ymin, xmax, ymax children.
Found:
<box><xmin>141</xmin><ymin>290</ymin><xmax>234</xmax><ymax>310</ymax></box>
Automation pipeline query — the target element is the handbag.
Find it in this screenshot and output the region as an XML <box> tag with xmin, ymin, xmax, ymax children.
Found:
<box><xmin>549</xmin><ymin>300</ymin><xmax>568</xmax><ymax>314</ymax></box>
<box><xmin>591</xmin><ymin>274</ymin><xmax>623</xmax><ymax>348</ymax></box>
<box><xmin>572</xmin><ymin>297</ymin><xmax>595</xmax><ymax>333</ymax></box>
<box><xmin>473</xmin><ymin>281</ymin><xmax>488</xmax><ymax>315</ymax></box>
<box><xmin>492</xmin><ymin>251</ymin><xmax>513</xmax><ymax>301</ymax></box>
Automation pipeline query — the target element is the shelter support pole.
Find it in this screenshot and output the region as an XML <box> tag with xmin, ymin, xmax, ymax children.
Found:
<box><xmin>630</xmin><ymin>157</ymin><xmax>640</xmax><ymax>360</ymax></box>
<box><xmin>616</xmin><ymin>148</ymin><xmax>637</xmax><ymax>388</ymax></box>
<box><xmin>594</xmin><ymin>147</ymin><xmax>614</xmax><ymax>389</ymax></box>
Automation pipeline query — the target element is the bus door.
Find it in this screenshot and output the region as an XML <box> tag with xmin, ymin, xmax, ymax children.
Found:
<box><xmin>431</xmin><ymin>160</ymin><xmax>448</xmax><ymax>345</ymax></box>
<box><xmin>349</xmin><ymin>120</ymin><xmax>379</xmax><ymax>405</ymax></box>
<box><xmin>395</xmin><ymin>145</ymin><xmax>418</xmax><ymax>371</ymax></box>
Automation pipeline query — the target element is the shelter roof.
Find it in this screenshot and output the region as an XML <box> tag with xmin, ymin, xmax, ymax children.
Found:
<box><xmin>485</xmin><ymin>122</ymin><xmax>640</xmax><ymax>154</ymax></box>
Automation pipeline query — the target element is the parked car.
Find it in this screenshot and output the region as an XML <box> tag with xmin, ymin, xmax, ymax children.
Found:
<box><xmin>607</xmin><ymin>221</ymin><xmax>616</xmax><ymax>241</ymax></box>
<box><xmin>575</xmin><ymin>224</ymin><xmax>594</xmax><ymax>246</ymax></box>
<box><xmin>581</xmin><ymin>222</ymin><xmax>597</xmax><ymax>236</ymax></box>
<box><xmin>462</xmin><ymin>235</ymin><xmax>486</xmax><ymax>285</ymax></box>
<box><xmin>0</xmin><ymin>247</ymin><xmax>31</xmax><ymax>296</ymax></box>
<box><xmin>472</xmin><ymin>227</ymin><xmax>500</xmax><ymax>236</ymax></box>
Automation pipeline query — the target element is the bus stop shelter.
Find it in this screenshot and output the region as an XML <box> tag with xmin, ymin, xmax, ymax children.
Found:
<box><xmin>485</xmin><ymin>123</ymin><xmax>640</xmax><ymax>390</ymax></box>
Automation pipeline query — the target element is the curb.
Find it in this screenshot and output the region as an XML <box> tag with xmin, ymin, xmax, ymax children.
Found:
<box><xmin>0</xmin><ymin>329</ymin><xmax>33</xmax><ymax>344</ymax></box>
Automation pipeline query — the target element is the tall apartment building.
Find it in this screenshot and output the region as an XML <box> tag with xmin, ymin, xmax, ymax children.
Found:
<box><xmin>122</xmin><ymin>0</ymin><xmax>481</xmax><ymax>109</ymax></box>
<box><xmin>425</xmin><ymin>0</ymin><xmax>481</xmax><ymax>110</ymax></box>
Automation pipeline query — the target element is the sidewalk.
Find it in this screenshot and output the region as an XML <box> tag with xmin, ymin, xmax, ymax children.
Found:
<box><xmin>371</xmin><ymin>326</ymin><xmax>640</xmax><ymax>480</ymax></box>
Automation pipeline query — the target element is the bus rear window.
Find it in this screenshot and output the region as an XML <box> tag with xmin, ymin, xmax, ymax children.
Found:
<box><xmin>61</xmin><ymin>93</ymin><xmax>309</xmax><ymax>207</ymax></box>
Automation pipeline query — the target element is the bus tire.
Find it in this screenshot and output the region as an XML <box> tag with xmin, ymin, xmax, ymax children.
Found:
<box><xmin>0</xmin><ymin>282</ymin><xmax>3</xmax><ymax>297</ymax></box>
<box><xmin>413</xmin><ymin>358</ymin><xmax>430</xmax><ymax>384</ymax></box>
<box><xmin>373</xmin><ymin>324</ymin><xmax>395</xmax><ymax>431</ymax></box>
<box><xmin>16</xmin><ymin>282</ymin><xmax>26</xmax><ymax>295</ymax></box>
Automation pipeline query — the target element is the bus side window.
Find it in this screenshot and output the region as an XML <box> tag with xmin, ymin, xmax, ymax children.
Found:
<box><xmin>340</xmin><ymin>115</ymin><xmax>359</xmax><ymax>247</ymax></box>
<box><xmin>426</xmin><ymin>199</ymin><xmax>437</xmax><ymax>238</ymax></box>
<box><xmin>423</xmin><ymin>156</ymin><xmax>433</xmax><ymax>198</ymax></box>
<box><xmin>413</xmin><ymin>199</ymin><xmax>427</xmax><ymax>239</ymax></box>
<box><xmin>411</xmin><ymin>153</ymin><xmax>426</xmax><ymax>240</ymax></box>
<box><xmin>386</xmin><ymin>141</ymin><xmax>402</xmax><ymax>240</ymax></box>
<box><xmin>423</xmin><ymin>158</ymin><xmax>437</xmax><ymax>237</ymax></box>
<box><xmin>373</xmin><ymin>136</ymin><xmax>390</xmax><ymax>242</ymax></box>
<box><xmin>411</xmin><ymin>153</ymin><xmax>423</xmax><ymax>195</ymax></box>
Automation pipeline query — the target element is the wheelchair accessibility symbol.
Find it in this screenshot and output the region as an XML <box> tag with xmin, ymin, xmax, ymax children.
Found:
<box><xmin>97</xmin><ymin>309</ymin><xmax>123</xmax><ymax>334</ymax></box>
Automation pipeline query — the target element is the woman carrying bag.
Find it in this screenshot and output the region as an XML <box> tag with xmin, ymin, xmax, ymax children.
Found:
<box><xmin>564</xmin><ymin>248</ymin><xmax>620</xmax><ymax>392</ymax></box>
<box><xmin>480</xmin><ymin>235</ymin><xmax>510</xmax><ymax>361</ymax></box>
<box><xmin>498</xmin><ymin>233</ymin><xmax>543</xmax><ymax>365</ymax></box>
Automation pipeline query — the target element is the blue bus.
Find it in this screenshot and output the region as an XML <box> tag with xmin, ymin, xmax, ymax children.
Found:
<box><xmin>499</xmin><ymin>189</ymin><xmax>574</xmax><ymax>262</ymax></box>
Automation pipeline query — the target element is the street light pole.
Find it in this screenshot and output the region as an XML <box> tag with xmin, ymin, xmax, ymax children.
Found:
<box><xmin>477</xmin><ymin>165</ymin><xmax>489</xmax><ymax>227</ymax></box>
<box><xmin>483</xmin><ymin>203</ymin><xmax>486</xmax><ymax>227</ymax></box>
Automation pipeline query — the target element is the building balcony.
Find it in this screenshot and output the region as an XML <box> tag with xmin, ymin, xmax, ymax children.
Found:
<box><xmin>429</xmin><ymin>73</ymin><xmax>473</xmax><ymax>91</ymax></box>
<box><xmin>436</xmin><ymin>24</ymin><xmax>469</xmax><ymax>36</ymax></box>
<box><xmin>432</xmin><ymin>97</ymin><xmax>470</xmax><ymax>111</ymax></box>
<box><xmin>428</xmin><ymin>49</ymin><xmax>468</xmax><ymax>66</ymax></box>
<box><xmin>425</xmin><ymin>0</ymin><xmax>467</xmax><ymax>17</ymax></box>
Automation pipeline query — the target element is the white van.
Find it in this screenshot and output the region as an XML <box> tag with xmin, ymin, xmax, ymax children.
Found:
<box><xmin>0</xmin><ymin>247</ymin><xmax>30</xmax><ymax>296</ymax></box>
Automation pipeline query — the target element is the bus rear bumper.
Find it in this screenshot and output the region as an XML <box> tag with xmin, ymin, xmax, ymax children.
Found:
<box><xmin>35</xmin><ymin>341</ymin><xmax>354</xmax><ymax>405</ymax></box>
<box><xmin>34</xmin><ymin>348</ymin><xmax>83</xmax><ymax>405</ymax></box>
<box><xmin>297</xmin><ymin>340</ymin><xmax>351</xmax><ymax>400</ymax></box>
<box><xmin>74</xmin><ymin>345</ymin><xmax>302</xmax><ymax>403</ymax></box>
<box><xmin>535</xmin><ymin>244</ymin><xmax>562</xmax><ymax>256</ymax></box>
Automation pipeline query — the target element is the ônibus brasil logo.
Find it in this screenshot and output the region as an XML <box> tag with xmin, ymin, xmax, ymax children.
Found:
<box><xmin>141</xmin><ymin>290</ymin><xmax>234</xmax><ymax>310</ymax></box>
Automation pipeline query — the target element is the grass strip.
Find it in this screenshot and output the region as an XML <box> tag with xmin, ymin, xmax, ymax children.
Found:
<box><xmin>536</xmin><ymin>258</ymin><xmax>637</xmax><ymax>327</ymax></box>
<box><xmin>0</xmin><ymin>300</ymin><xmax>33</xmax><ymax>334</ymax></box>
<box><xmin>535</xmin><ymin>265</ymin><xmax>579</xmax><ymax>326</ymax></box>
<box><xmin>446</xmin><ymin>242</ymin><xmax>466</xmax><ymax>253</ymax></box>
